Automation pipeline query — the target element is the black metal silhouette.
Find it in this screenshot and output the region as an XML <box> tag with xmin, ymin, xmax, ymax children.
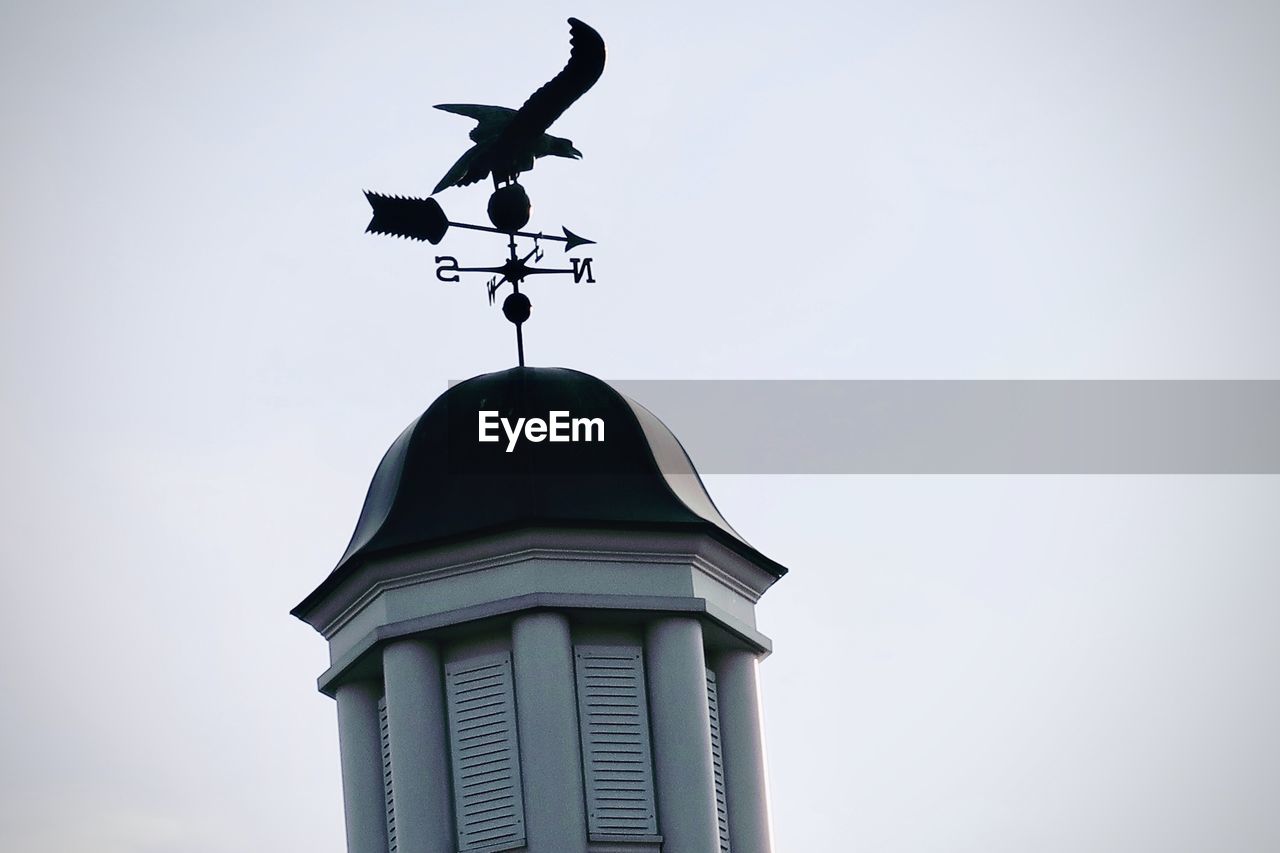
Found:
<box><xmin>432</xmin><ymin>18</ymin><xmax>605</xmax><ymax>193</ymax></box>
<box><xmin>364</xmin><ymin>192</ymin><xmax>595</xmax><ymax>251</ymax></box>
<box><xmin>363</xmin><ymin>18</ymin><xmax>604</xmax><ymax>367</ymax></box>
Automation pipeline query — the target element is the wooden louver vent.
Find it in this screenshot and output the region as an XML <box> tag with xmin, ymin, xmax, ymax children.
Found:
<box><xmin>707</xmin><ymin>669</ymin><xmax>731</xmax><ymax>853</ymax></box>
<box><xmin>378</xmin><ymin>695</ymin><xmax>398</xmax><ymax>853</ymax></box>
<box><xmin>444</xmin><ymin>653</ymin><xmax>526</xmax><ymax>852</ymax></box>
<box><xmin>574</xmin><ymin>645</ymin><xmax>659</xmax><ymax>838</ymax></box>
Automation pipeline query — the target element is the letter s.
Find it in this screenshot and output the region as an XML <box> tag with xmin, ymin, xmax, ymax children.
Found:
<box><xmin>435</xmin><ymin>256</ymin><xmax>460</xmax><ymax>283</ymax></box>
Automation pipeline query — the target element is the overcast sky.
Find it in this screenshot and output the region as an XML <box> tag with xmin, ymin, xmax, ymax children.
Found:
<box><xmin>1</xmin><ymin>2</ymin><xmax>1278</xmax><ymax>852</ymax></box>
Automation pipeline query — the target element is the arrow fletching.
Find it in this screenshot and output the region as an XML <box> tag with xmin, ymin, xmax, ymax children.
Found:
<box><xmin>365</xmin><ymin>191</ymin><xmax>449</xmax><ymax>244</ymax></box>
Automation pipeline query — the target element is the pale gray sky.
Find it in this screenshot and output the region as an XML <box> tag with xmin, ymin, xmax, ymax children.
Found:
<box><xmin>1</xmin><ymin>2</ymin><xmax>1277</xmax><ymax>852</ymax></box>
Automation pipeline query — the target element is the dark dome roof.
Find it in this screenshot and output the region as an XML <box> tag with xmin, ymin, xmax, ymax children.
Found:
<box><xmin>294</xmin><ymin>367</ymin><xmax>785</xmax><ymax>617</ymax></box>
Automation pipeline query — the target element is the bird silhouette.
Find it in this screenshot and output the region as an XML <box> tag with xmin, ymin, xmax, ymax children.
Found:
<box><xmin>432</xmin><ymin>18</ymin><xmax>605</xmax><ymax>194</ymax></box>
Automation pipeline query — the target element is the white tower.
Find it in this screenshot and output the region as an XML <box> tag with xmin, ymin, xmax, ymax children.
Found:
<box><xmin>293</xmin><ymin>367</ymin><xmax>787</xmax><ymax>853</ymax></box>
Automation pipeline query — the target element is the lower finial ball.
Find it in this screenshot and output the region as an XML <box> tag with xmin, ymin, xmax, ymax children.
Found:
<box><xmin>502</xmin><ymin>292</ymin><xmax>531</xmax><ymax>325</ymax></box>
<box><xmin>487</xmin><ymin>184</ymin><xmax>532</xmax><ymax>232</ymax></box>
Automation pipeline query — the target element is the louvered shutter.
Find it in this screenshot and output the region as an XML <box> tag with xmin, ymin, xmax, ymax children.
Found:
<box><xmin>378</xmin><ymin>696</ymin><xmax>398</xmax><ymax>853</ymax></box>
<box><xmin>574</xmin><ymin>645</ymin><xmax>659</xmax><ymax>837</ymax></box>
<box><xmin>444</xmin><ymin>653</ymin><xmax>526</xmax><ymax>852</ymax></box>
<box><xmin>706</xmin><ymin>669</ymin><xmax>731</xmax><ymax>853</ymax></box>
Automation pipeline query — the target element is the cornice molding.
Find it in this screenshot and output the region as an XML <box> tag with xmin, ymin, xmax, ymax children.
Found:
<box><xmin>308</xmin><ymin>527</ymin><xmax>777</xmax><ymax>639</ymax></box>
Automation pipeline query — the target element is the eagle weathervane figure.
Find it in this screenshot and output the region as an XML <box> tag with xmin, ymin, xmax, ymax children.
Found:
<box><xmin>432</xmin><ymin>17</ymin><xmax>605</xmax><ymax>194</ymax></box>
<box><xmin>363</xmin><ymin>17</ymin><xmax>606</xmax><ymax>367</ymax></box>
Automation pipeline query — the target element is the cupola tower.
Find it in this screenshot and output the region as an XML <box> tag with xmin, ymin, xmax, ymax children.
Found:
<box><xmin>293</xmin><ymin>367</ymin><xmax>786</xmax><ymax>853</ymax></box>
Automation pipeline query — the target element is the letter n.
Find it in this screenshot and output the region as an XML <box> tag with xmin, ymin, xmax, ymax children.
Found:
<box><xmin>570</xmin><ymin>258</ymin><xmax>596</xmax><ymax>284</ymax></box>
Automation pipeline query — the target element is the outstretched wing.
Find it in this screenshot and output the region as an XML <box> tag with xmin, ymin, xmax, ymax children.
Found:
<box><xmin>503</xmin><ymin>18</ymin><xmax>605</xmax><ymax>142</ymax></box>
<box><xmin>433</xmin><ymin>103</ymin><xmax>516</xmax><ymax>142</ymax></box>
<box><xmin>433</xmin><ymin>143</ymin><xmax>488</xmax><ymax>194</ymax></box>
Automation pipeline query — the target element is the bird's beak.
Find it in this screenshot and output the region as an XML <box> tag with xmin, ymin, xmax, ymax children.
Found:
<box><xmin>569</xmin><ymin>145</ymin><xmax>583</xmax><ymax>159</ymax></box>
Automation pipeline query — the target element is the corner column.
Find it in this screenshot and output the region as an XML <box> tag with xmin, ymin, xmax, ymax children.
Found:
<box><xmin>511</xmin><ymin>612</ymin><xmax>590</xmax><ymax>853</ymax></box>
<box><xmin>645</xmin><ymin>616</ymin><xmax>720</xmax><ymax>853</ymax></box>
<box><xmin>335</xmin><ymin>679</ymin><xmax>390</xmax><ymax>853</ymax></box>
<box><xmin>383</xmin><ymin>638</ymin><xmax>454</xmax><ymax>853</ymax></box>
<box><xmin>714</xmin><ymin>649</ymin><xmax>775</xmax><ymax>853</ymax></box>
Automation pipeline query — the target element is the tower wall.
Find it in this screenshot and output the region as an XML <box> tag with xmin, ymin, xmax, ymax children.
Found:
<box><xmin>304</xmin><ymin>530</ymin><xmax>777</xmax><ymax>853</ymax></box>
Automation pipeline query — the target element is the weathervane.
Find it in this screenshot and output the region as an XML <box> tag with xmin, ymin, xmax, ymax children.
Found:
<box><xmin>364</xmin><ymin>17</ymin><xmax>606</xmax><ymax>366</ymax></box>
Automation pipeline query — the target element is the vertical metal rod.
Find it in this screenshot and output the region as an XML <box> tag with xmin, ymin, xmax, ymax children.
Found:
<box><xmin>508</xmin><ymin>228</ymin><xmax>524</xmax><ymax>366</ymax></box>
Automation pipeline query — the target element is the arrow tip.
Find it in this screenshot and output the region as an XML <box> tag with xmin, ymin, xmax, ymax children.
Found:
<box><xmin>561</xmin><ymin>227</ymin><xmax>595</xmax><ymax>253</ymax></box>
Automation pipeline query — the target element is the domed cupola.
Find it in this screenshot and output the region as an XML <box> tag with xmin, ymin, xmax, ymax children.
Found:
<box><xmin>294</xmin><ymin>366</ymin><xmax>786</xmax><ymax>620</ymax></box>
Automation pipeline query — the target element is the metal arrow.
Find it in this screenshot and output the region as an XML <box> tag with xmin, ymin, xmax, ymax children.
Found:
<box><xmin>364</xmin><ymin>191</ymin><xmax>595</xmax><ymax>251</ymax></box>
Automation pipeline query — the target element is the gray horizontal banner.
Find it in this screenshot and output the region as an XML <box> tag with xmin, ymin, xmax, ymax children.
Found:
<box><xmin>603</xmin><ymin>380</ymin><xmax>1280</xmax><ymax>474</ymax></box>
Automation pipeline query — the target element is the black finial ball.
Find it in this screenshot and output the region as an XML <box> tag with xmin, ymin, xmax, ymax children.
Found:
<box><xmin>487</xmin><ymin>184</ymin><xmax>532</xmax><ymax>232</ymax></box>
<box><xmin>502</xmin><ymin>292</ymin><xmax>531</xmax><ymax>325</ymax></box>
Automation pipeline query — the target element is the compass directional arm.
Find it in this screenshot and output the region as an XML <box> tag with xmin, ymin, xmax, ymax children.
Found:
<box><xmin>451</xmin><ymin>264</ymin><xmax>509</xmax><ymax>275</ymax></box>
